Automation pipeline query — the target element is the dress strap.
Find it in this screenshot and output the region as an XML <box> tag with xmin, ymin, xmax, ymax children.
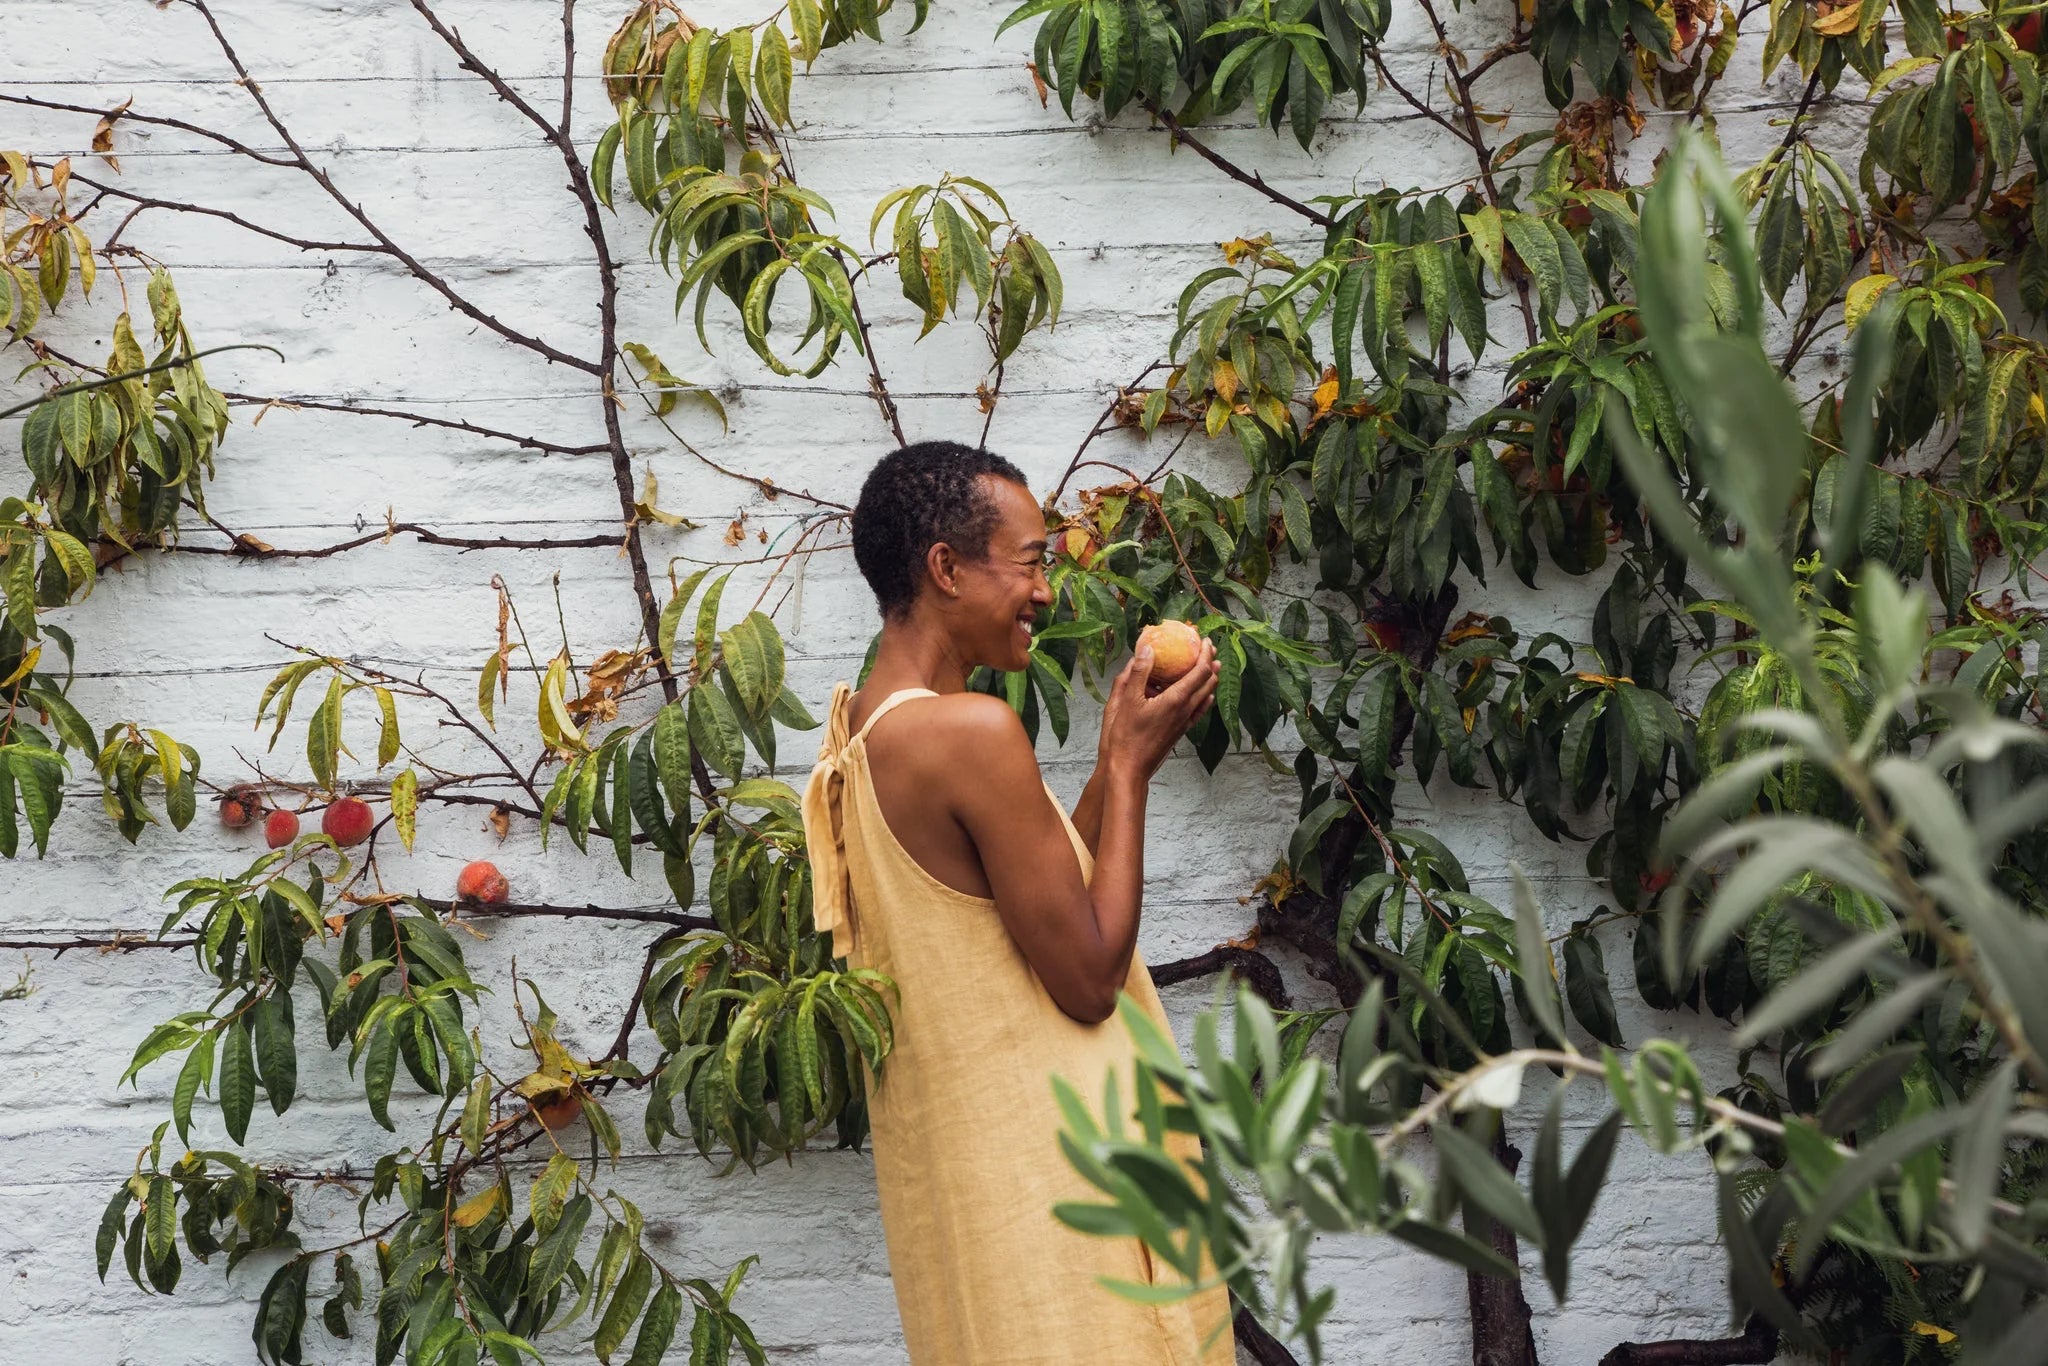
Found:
<box><xmin>802</xmin><ymin>686</ymin><xmax>939</xmax><ymax>961</ymax></box>
<box><xmin>852</xmin><ymin>687</ymin><xmax>940</xmax><ymax>743</ymax></box>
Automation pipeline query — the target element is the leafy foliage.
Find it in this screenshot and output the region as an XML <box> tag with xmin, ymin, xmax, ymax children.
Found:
<box><xmin>14</xmin><ymin>0</ymin><xmax>2048</xmax><ymax>1359</ymax></box>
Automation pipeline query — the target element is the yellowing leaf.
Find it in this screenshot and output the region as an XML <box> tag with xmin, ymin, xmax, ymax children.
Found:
<box><xmin>1211</xmin><ymin>358</ymin><xmax>1240</xmax><ymax>403</ymax></box>
<box><xmin>0</xmin><ymin>645</ymin><xmax>39</xmax><ymax>689</ymax></box>
<box><xmin>1220</xmin><ymin>234</ymin><xmax>1272</xmax><ymax>265</ymax></box>
<box><xmin>1311</xmin><ymin>366</ymin><xmax>1341</xmax><ymax>420</ymax></box>
<box><xmin>1844</xmin><ymin>273</ymin><xmax>1899</xmax><ymax>332</ymax></box>
<box><xmin>1910</xmin><ymin>1323</ymin><xmax>1956</xmax><ymax>1344</ymax></box>
<box><xmin>1812</xmin><ymin>4</ymin><xmax>1861</xmax><ymax>35</ymax></box>
<box><xmin>450</xmin><ymin>1184</ymin><xmax>503</xmax><ymax>1228</ymax></box>
<box><xmin>390</xmin><ymin>768</ymin><xmax>418</xmax><ymax>852</ymax></box>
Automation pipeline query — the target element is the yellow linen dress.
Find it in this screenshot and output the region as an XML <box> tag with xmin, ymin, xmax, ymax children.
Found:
<box><xmin>801</xmin><ymin>684</ymin><xmax>1236</xmax><ymax>1366</ymax></box>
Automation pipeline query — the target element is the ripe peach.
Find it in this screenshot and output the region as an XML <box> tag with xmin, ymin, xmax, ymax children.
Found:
<box><xmin>220</xmin><ymin>784</ymin><xmax>266</xmax><ymax>829</ymax></box>
<box><xmin>322</xmin><ymin>796</ymin><xmax>375</xmax><ymax>848</ymax></box>
<box><xmin>1058</xmin><ymin>526</ymin><xmax>1099</xmax><ymax>568</ymax></box>
<box><xmin>456</xmin><ymin>860</ymin><xmax>509</xmax><ymax>906</ymax></box>
<box><xmin>1136</xmin><ymin>620</ymin><xmax>1202</xmax><ymax>688</ymax></box>
<box><xmin>532</xmin><ymin>1090</ymin><xmax>585</xmax><ymax>1132</ymax></box>
<box><xmin>264</xmin><ymin>808</ymin><xmax>300</xmax><ymax>848</ymax></box>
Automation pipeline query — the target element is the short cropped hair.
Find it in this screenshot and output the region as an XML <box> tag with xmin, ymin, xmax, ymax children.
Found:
<box><xmin>850</xmin><ymin>440</ymin><xmax>1029</xmax><ymax>619</ymax></box>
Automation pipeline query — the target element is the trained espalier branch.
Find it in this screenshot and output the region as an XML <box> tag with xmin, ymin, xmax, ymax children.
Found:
<box><xmin>8</xmin><ymin>0</ymin><xmax>2048</xmax><ymax>1363</ymax></box>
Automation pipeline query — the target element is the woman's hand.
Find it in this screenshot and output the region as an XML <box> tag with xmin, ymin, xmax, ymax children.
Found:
<box><xmin>1098</xmin><ymin>637</ymin><xmax>1220</xmax><ymax>782</ymax></box>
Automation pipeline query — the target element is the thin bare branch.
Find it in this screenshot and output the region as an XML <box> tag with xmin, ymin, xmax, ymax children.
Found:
<box><xmin>183</xmin><ymin>0</ymin><xmax>601</xmax><ymax>374</ymax></box>
<box><xmin>1138</xmin><ymin>97</ymin><xmax>1337</xmax><ymax>230</ymax></box>
<box><xmin>0</xmin><ymin>90</ymin><xmax>299</xmax><ymax>166</ymax></box>
<box><xmin>219</xmin><ymin>391</ymin><xmax>608</xmax><ymax>456</ymax></box>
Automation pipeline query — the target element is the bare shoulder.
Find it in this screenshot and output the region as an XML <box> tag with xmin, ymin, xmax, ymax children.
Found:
<box><xmin>865</xmin><ymin>691</ymin><xmax>1036</xmax><ymax>778</ymax></box>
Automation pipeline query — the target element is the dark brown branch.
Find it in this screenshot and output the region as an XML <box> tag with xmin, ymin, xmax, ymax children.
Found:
<box><xmin>1460</xmin><ymin>38</ymin><xmax>1531</xmax><ymax>86</ymax></box>
<box><xmin>1411</xmin><ymin>0</ymin><xmax>1537</xmax><ymax>344</ymax></box>
<box><xmin>845</xmin><ymin>259</ymin><xmax>907</xmax><ymax>444</ymax></box>
<box><xmin>603</xmin><ymin>924</ymin><xmax>691</xmax><ymax>1063</ymax></box>
<box><xmin>1045</xmin><ymin>361</ymin><xmax>1166</xmax><ymax>507</ymax></box>
<box><xmin>1464</xmin><ymin>1132</ymin><xmax>1539</xmax><ymax>1366</ymax></box>
<box><xmin>175</xmin><ymin>511</ymin><xmax>622</xmax><ymax>560</ymax></box>
<box><xmin>748</xmin><ymin>119</ymin><xmax>905</xmax><ymax>446</ymax></box>
<box><xmin>425</xmin><ymin>898</ymin><xmax>717</xmax><ymax>930</ymax></box>
<box><xmin>1364</xmin><ymin>52</ymin><xmax>1477</xmax><ymax>151</ymax></box>
<box><xmin>0</xmin><ymin>935</ymin><xmax>199</xmax><ymax>954</ymax></box>
<box><xmin>1598</xmin><ymin>1316</ymin><xmax>1780</xmax><ymax>1366</ymax></box>
<box><xmin>1233</xmin><ymin>1305</ymin><xmax>1305</xmax><ymax>1366</ymax></box>
<box><xmin>1138</xmin><ymin>97</ymin><xmax>1337</xmax><ymax>229</ymax></box>
<box><xmin>559</xmin><ymin>0</ymin><xmax>579</xmax><ymax>135</ymax></box>
<box><xmin>220</xmin><ymin>391</ymin><xmax>607</xmax><ymax>457</ymax></box>
<box><xmin>404</xmin><ymin>0</ymin><xmax>697</xmax><ymax>725</ymax></box>
<box><xmin>1149</xmin><ymin>945</ymin><xmax>1292</xmax><ymax>1010</ymax></box>
<box><xmin>0</xmin><ymin>91</ymin><xmax>299</xmax><ymax>167</ymax></box>
<box><xmin>186</xmin><ymin>0</ymin><xmax>600</xmax><ymax>374</ymax></box>
<box><xmin>58</xmin><ymin>169</ymin><xmax>386</xmax><ymax>255</ymax></box>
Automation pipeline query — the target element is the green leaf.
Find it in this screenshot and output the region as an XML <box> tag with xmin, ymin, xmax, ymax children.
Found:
<box><xmin>595</xmin><ymin>1251</ymin><xmax>654</xmax><ymax>1362</ymax></box>
<box><xmin>221</xmin><ymin>1016</ymin><xmax>256</xmax><ymax>1144</ymax></box>
<box><xmin>1510</xmin><ymin>868</ymin><xmax>1567</xmax><ymax>1046</ymax></box>
<box><xmin>627</xmin><ymin>1283</ymin><xmax>684</xmax><ymax>1366</ymax></box>
<box><xmin>1562</xmin><ymin>934</ymin><xmax>1624</xmax><ymax>1046</ymax></box>
<box><xmin>1433</xmin><ymin>1119</ymin><xmax>1544</xmax><ymax>1245</ymax></box>
<box><xmin>307</xmin><ymin>676</ymin><xmax>344</xmax><ymax>791</ymax></box>
<box><xmin>253</xmin><ymin>990</ymin><xmax>297</xmax><ymax>1116</ymax></box>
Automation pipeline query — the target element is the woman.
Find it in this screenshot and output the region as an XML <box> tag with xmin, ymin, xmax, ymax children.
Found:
<box><xmin>801</xmin><ymin>440</ymin><xmax>1236</xmax><ymax>1364</ymax></box>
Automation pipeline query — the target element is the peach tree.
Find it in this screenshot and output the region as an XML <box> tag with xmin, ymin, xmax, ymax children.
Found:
<box><xmin>5</xmin><ymin>0</ymin><xmax>2048</xmax><ymax>1363</ymax></box>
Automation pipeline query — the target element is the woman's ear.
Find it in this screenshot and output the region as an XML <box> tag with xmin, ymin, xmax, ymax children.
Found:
<box><xmin>925</xmin><ymin>541</ymin><xmax>962</xmax><ymax>600</ymax></box>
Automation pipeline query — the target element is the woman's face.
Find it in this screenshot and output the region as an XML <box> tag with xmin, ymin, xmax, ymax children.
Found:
<box><xmin>946</xmin><ymin>476</ymin><xmax>1052</xmax><ymax>673</ymax></box>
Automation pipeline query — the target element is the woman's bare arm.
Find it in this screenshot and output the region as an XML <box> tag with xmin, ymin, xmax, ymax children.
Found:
<box><xmin>947</xmin><ymin>644</ymin><xmax>1218</xmax><ymax>1022</ymax></box>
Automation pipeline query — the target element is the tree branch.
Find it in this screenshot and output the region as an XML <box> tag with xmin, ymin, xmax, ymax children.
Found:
<box><xmin>427</xmin><ymin>898</ymin><xmax>717</xmax><ymax>930</ymax></box>
<box><xmin>53</xmin><ymin>166</ymin><xmax>388</xmax><ymax>255</ymax></box>
<box><xmin>171</xmin><ymin>511</ymin><xmax>625</xmax><ymax>560</ymax></box>
<box><xmin>1149</xmin><ymin>944</ymin><xmax>1292</xmax><ymax>1009</ymax></box>
<box><xmin>219</xmin><ymin>391</ymin><xmax>608</xmax><ymax>457</ymax></box>
<box><xmin>1597</xmin><ymin>1316</ymin><xmax>1780</xmax><ymax>1366</ymax></box>
<box><xmin>1138</xmin><ymin>97</ymin><xmax>1337</xmax><ymax>229</ymax></box>
<box><xmin>0</xmin><ymin>91</ymin><xmax>299</xmax><ymax>167</ymax></box>
<box><xmin>0</xmin><ymin>934</ymin><xmax>198</xmax><ymax>954</ymax></box>
<box><xmin>1233</xmin><ymin>1304</ymin><xmax>1306</xmax><ymax>1366</ymax></box>
<box><xmin>185</xmin><ymin>0</ymin><xmax>601</xmax><ymax>375</ymax></box>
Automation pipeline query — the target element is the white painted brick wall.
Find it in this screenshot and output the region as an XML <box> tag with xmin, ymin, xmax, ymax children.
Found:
<box><xmin>0</xmin><ymin>2</ymin><xmax>1825</xmax><ymax>1360</ymax></box>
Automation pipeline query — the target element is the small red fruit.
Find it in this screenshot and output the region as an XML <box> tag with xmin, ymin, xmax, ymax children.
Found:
<box><xmin>1363</xmin><ymin>620</ymin><xmax>1403</xmax><ymax>653</ymax></box>
<box><xmin>322</xmin><ymin>796</ymin><xmax>375</xmax><ymax>847</ymax></box>
<box><xmin>456</xmin><ymin>860</ymin><xmax>509</xmax><ymax>906</ymax></box>
<box><xmin>533</xmin><ymin>1090</ymin><xmax>585</xmax><ymax>1132</ymax></box>
<box><xmin>218</xmin><ymin>784</ymin><xmax>263</xmax><ymax>829</ymax></box>
<box><xmin>264</xmin><ymin>808</ymin><xmax>301</xmax><ymax>848</ymax></box>
<box><xmin>1136</xmin><ymin>620</ymin><xmax>1203</xmax><ymax>688</ymax></box>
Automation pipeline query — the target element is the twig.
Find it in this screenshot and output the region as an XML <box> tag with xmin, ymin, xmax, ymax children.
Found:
<box><xmin>1598</xmin><ymin>1315</ymin><xmax>1780</xmax><ymax>1366</ymax></box>
<box><xmin>0</xmin><ymin>345</ymin><xmax>284</xmax><ymax>421</ymax></box>
<box><xmin>427</xmin><ymin>898</ymin><xmax>717</xmax><ymax>930</ymax></box>
<box><xmin>186</xmin><ymin>0</ymin><xmax>600</xmax><ymax>374</ymax></box>
<box><xmin>0</xmin><ymin>91</ymin><xmax>299</xmax><ymax>167</ymax></box>
<box><xmin>0</xmin><ymin>934</ymin><xmax>198</xmax><ymax>954</ymax></box>
<box><xmin>177</xmin><ymin>511</ymin><xmax>624</xmax><ymax>560</ymax></box>
<box><xmin>219</xmin><ymin>391</ymin><xmax>607</xmax><ymax>457</ymax></box>
<box><xmin>1149</xmin><ymin>944</ymin><xmax>1292</xmax><ymax>1009</ymax></box>
<box><xmin>1138</xmin><ymin>98</ymin><xmax>1337</xmax><ymax>229</ymax></box>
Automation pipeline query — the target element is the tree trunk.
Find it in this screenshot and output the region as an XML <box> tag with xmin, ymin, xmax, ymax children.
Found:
<box><xmin>1464</xmin><ymin>1133</ymin><xmax>1541</xmax><ymax>1366</ymax></box>
<box><xmin>1596</xmin><ymin>1315</ymin><xmax>1779</xmax><ymax>1366</ymax></box>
